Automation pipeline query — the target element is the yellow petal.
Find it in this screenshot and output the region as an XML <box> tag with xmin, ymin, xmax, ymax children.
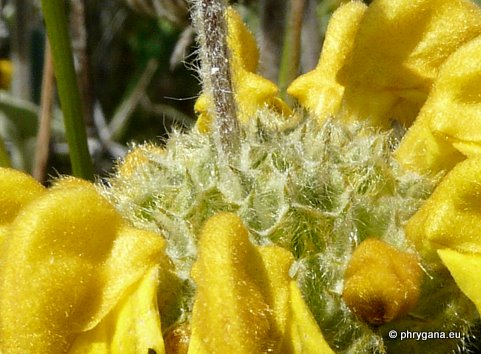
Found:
<box><xmin>0</xmin><ymin>225</ymin><xmax>8</xmax><ymax>241</ymax></box>
<box><xmin>394</xmin><ymin>112</ymin><xmax>465</xmax><ymax>175</ymax></box>
<box><xmin>250</xmin><ymin>245</ymin><xmax>333</xmax><ymax>353</ymax></box>
<box><xmin>0</xmin><ymin>167</ymin><xmax>45</xmax><ymax>225</ymax></box>
<box><xmin>427</xmin><ymin>35</ymin><xmax>481</xmax><ymax>158</ymax></box>
<box><xmin>337</xmin><ymin>0</ymin><xmax>481</xmax><ymax>127</ymax></box>
<box><xmin>437</xmin><ymin>249</ymin><xmax>481</xmax><ymax>314</ymax></box>
<box><xmin>395</xmin><ymin>35</ymin><xmax>481</xmax><ymax>174</ymax></box>
<box><xmin>69</xmin><ymin>266</ymin><xmax>165</xmax><ymax>354</ymax></box>
<box><xmin>286</xmin><ymin>282</ymin><xmax>335</xmax><ymax>354</ymax></box>
<box><xmin>188</xmin><ymin>212</ymin><xmax>333</xmax><ymax>354</ymax></box>
<box><xmin>405</xmin><ymin>158</ymin><xmax>481</xmax><ymax>261</ymax></box>
<box><xmin>188</xmin><ymin>212</ymin><xmax>272</xmax><ymax>353</ymax></box>
<box><xmin>98</xmin><ymin>225</ymin><xmax>166</xmax><ymax>327</ymax></box>
<box><xmin>226</xmin><ymin>7</ymin><xmax>258</xmax><ymax>72</ymax></box>
<box><xmin>227</xmin><ymin>8</ymin><xmax>290</xmax><ymax>123</ymax></box>
<box><xmin>255</xmin><ymin>246</ymin><xmax>292</xmax><ymax>343</ymax></box>
<box><xmin>258</xmin><ymin>246</ymin><xmax>334</xmax><ymax>353</ymax></box>
<box><xmin>194</xmin><ymin>95</ymin><xmax>212</xmax><ymax>134</ymax></box>
<box><xmin>0</xmin><ymin>180</ymin><xmax>165</xmax><ymax>353</ymax></box>
<box><xmin>235</xmin><ymin>70</ymin><xmax>281</xmax><ymax>124</ymax></box>
<box><xmin>50</xmin><ymin>176</ymin><xmax>97</xmax><ymax>190</ymax></box>
<box><xmin>287</xmin><ymin>1</ymin><xmax>367</xmax><ymax>122</ymax></box>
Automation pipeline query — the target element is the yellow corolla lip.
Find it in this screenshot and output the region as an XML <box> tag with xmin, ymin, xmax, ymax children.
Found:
<box><xmin>437</xmin><ymin>249</ymin><xmax>481</xmax><ymax>315</ymax></box>
<box><xmin>405</xmin><ymin>158</ymin><xmax>481</xmax><ymax>315</ymax></box>
<box><xmin>287</xmin><ymin>1</ymin><xmax>367</xmax><ymax>123</ymax></box>
<box><xmin>189</xmin><ymin>212</ymin><xmax>334</xmax><ymax>354</ymax></box>
<box><xmin>70</xmin><ymin>266</ymin><xmax>165</xmax><ymax>354</ymax></box>
<box><xmin>336</xmin><ymin>0</ymin><xmax>481</xmax><ymax>127</ymax></box>
<box><xmin>396</xmin><ymin>35</ymin><xmax>481</xmax><ymax>175</ymax></box>
<box><xmin>0</xmin><ymin>168</ymin><xmax>167</xmax><ymax>354</ymax></box>
<box><xmin>405</xmin><ymin>158</ymin><xmax>481</xmax><ymax>258</ymax></box>
<box><xmin>0</xmin><ymin>168</ymin><xmax>46</xmax><ymax>225</ymax></box>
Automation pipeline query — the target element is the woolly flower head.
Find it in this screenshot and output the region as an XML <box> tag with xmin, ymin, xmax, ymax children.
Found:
<box><xmin>105</xmin><ymin>0</ymin><xmax>481</xmax><ymax>352</ymax></box>
<box><xmin>2</xmin><ymin>0</ymin><xmax>481</xmax><ymax>353</ymax></box>
<box><xmin>106</xmin><ymin>112</ymin><xmax>454</xmax><ymax>354</ymax></box>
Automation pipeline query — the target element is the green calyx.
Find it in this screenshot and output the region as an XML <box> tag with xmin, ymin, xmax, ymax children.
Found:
<box><xmin>102</xmin><ymin>110</ymin><xmax>477</xmax><ymax>353</ymax></box>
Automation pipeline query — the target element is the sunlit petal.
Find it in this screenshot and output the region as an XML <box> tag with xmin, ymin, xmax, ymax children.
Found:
<box><xmin>0</xmin><ymin>167</ymin><xmax>45</xmax><ymax>225</ymax></box>
<box><xmin>338</xmin><ymin>0</ymin><xmax>481</xmax><ymax>127</ymax></box>
<box><xmin>69</xmin><ymin>266</ymin><xmax>165</xmax><ymax>354</ymax></box>
<box><xmin>188</xmin><ymin>212</ymin><xmax>333</xmax><ymax>354</ymax></box>
<box><xmin>0</xmin><ymin>179</ymin><xmax>165</xmax><ymax>353</ymax></box>
<box><xmin>287</xmin><ymin>1</ymin><xmax>367</xmax><ymax>122</ymax></box>
<box><xmin>437</xmin><ymin>249</ymin><xmax>481</xmax><ymax>314</ymax></box>
<box><xmin>405</xmin><ymin>158</ymin><xmax>481</xmax><ymax>262</ymax></box>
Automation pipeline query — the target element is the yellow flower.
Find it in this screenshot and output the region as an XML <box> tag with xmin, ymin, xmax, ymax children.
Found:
<box><xmin>0</xmin><ymin>168</ymin><xmax>167</xmax><ymax>354</ymax></box>
<box><xmin>291</xmin><ymin>0</ymin><xmax>481</xmax><ymax>177</ymax></box>
<box><xmin>337</xmin><ymin>0</ymin><xmax>481</xmax><ymax>128</ymax></box>
<box><xmin>0</xmin><ymin>166</ymin><xmax>332</xmax><ymax>353</ymax></box>
<box><xmin>195</xmin><ymin>8</ymin><xmax>291</xmax><ymax>133</ymax></box>
<box><xmin>93</xmin><ymin>0</ymin><xmax>481</xmax><ymax>351</ymax></box>
<box><xmin>342</xmin><ymin>239</ymin><xmax>422</xmax><ymax>326</ymax></box>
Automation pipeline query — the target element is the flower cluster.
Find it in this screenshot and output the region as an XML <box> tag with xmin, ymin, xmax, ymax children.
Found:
<box><xmin>2</xmin><ymin>0</ymin><xmax>481</xmax><ymax>353</ymax></box>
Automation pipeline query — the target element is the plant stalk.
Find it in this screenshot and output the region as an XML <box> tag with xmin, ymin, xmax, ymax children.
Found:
<box><xmin>191</xmin><ymin>0</ymin><xmax>239</xmax><ymax>159</ymax></box>
<box><xmin>40</xmin><ymin>0</ymin><xmax>94</xmax><ymax>180</ymax></box>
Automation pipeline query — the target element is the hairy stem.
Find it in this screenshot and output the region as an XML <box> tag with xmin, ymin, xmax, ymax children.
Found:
<box><xmin>191</xmin><ymin>0</ymin><xmax>239</xmax><ymax>158</ymax></box>
<box><xmin>40</xmin><ymin>0</ymin><xmax>94</xmax><ymax>180</ymax></box>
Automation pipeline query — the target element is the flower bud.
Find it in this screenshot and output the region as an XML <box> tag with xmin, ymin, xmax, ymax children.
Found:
<box><xmin>342</xmin><ymin>239</ymin><xmax>423</xmax><ymax>326</ymax></box>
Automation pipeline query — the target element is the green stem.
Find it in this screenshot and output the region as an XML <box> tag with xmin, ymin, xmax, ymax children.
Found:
<box><xmin>278</xmin><ymin>0</ymin><xmax>306</xmax><ymax>101</ymax></box>
<box><xmin>40</xmin><ymin>0</ymin><xmax>94</xmax><ymax>180</ymax></box>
